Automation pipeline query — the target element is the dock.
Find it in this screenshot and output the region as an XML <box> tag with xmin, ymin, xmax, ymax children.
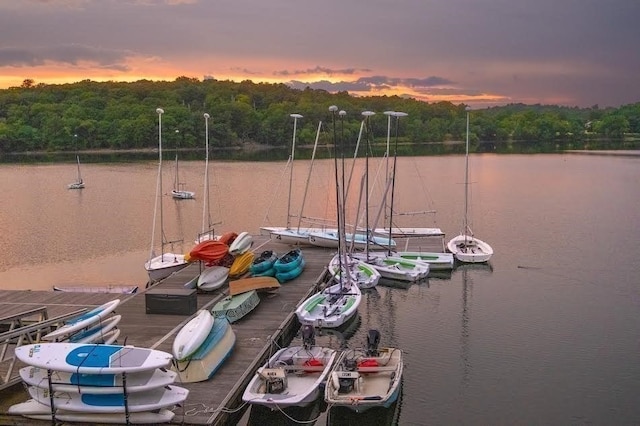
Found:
<box><xmin>0</xmin><ymin>235</ymin><xmax>444</xmax><ymax>425</ymax></box>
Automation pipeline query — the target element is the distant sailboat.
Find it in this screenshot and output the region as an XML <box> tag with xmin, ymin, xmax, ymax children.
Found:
<box><xmin>67</xmin><ymin>134</ymin><xmax>85</xmax><ymax>189</ymax></box>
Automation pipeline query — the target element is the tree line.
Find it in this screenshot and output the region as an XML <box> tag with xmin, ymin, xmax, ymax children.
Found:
<box><xmin>0</xmin><ymin>76</ymin><xmax>638</xmax><ymax>154</ymax></box>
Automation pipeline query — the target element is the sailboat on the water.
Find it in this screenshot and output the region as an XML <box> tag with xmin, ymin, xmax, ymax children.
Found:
<box><xmin>67</xmin><ymin>134</ymin><xmax>85</xmax><ymax>189</ymax></box>
<box><xmin>145</xmin><ymin>108</ymin><xmax>189</xmax><ymax>282</ymax></box>
<box><xmin>447</xmin><ymin>107</ymin><xmax>493</xmax><ymax>263</ymax></box>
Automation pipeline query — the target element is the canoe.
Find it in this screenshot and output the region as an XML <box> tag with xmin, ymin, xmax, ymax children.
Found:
<box><xmin>197</xmin><ymin>266</ymin><xmax>229</xmax><ymax>291</ymax></box>
<box><xmin>249</xmin><ymin>250</ymin><xmax>278</xmax><ymax>275</ymax></box>
<box><xmin>172</xmin><ymin>317</ymin><xmax>236</xmax><ymax>383</ymax></box>
<box><xmin>275</xmin><ymin>257</ymin><xmax>305</xmax><ymax>283</ymax></box>
<box><xmin>173</xmin><ymin>309</ymin><xmax>215</xmax><ymax>361</ymax></box>
<box><xmin>53</xmin><ymin>285</ymin><xmax>138</xmax><ymax>294</ymax></box>
<box><xmin>212</xmin><ymin>290</ymin><xmax>260</xmax><ymax>323</ymax></box>
<box><xmin>229</xmin><ymin>251</ymin><xmax>255</xmax><ymax>278</ymax></box>
<box><xmin>187</xmin><ymin>240</ymin><xmax>229</xmax><ymax>263</ymax></box>
<box><xmin>229</xmin><ymin>276</ymin><xmax>280</xmax><ymax>296</ymax></box>
<box><xmin>273</xmin><ymin>248</ymin><xmax>303</xmax><ymax>273</ymax></box>
<box><xmin>229</xmin><ymin>231</ymin><xmax>253</xmax><ymax>255</ymax></box>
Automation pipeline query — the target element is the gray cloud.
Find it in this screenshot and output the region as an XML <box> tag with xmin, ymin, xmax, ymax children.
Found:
<box><xmin>0</xmin><ymin>45</ymin><xmax>136</xmax><ymax>71</ymax></box>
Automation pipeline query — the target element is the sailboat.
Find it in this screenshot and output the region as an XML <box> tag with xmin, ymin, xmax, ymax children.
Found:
<box><xmin>262</xmin><ymin>115</ymin><xmax>335</xmax><ymax>245</ymax></box>
<box><xmin>447</xmin><ymin>107</ymin><xmax>494</xmax><ymax>263</ymax></box>
<box><xmin>67</xmin><ymin>134</ymin><xmax>85</xmax><ymax>189</ymax></box>
<box><xmin>351</xmin><ymin>111</ymin><xmax>430</xmax><ymax>282</ymax></box>
<box><xmin>296</xmin><ymin>105</ymin><xmax>362</xmax><ymax>329</ymax></box>
<box><xmin>145</xmin><ymin>108</ymin><xmax>189</xmax><ymax>282</ymax></box>
<box><xmin>196</xmin><ymin>113</ymin><xmax>221</xmax><ymax>243</ymax></box>
<box><xmin>171</xmin><ymin>129</ymin><xmax>195</xmax><ymax>199</ymax></box>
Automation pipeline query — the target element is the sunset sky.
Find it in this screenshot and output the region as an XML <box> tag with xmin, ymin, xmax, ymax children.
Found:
<box><xmin>1</xmin><ymin>0</ymin><xmax>639</xmax><ymax>108</ymax></box>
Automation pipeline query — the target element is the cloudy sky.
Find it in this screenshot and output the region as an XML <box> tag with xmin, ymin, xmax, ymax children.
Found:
<box><xmin>1</xmin><ymin>0</ymin><xmax>639</xmax><ymax>108</ymax></box>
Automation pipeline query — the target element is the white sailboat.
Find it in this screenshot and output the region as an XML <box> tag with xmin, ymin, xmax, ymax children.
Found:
<box><xmin>196</xmin><ymin>113</ymin><xmax>221</xmax><ymax>243</ymax></box>
<box><xmin>352</xmin><ymin>111</ymin><xmax>430</xmax><ymax>282</ymax></box>
<box><xmin>67</xmin><ymin>134</ymin><xmax>85</xmax><ymax>189</ymax></box>
<box><xmin>296</xmin><ymin>106</ymin><xmax>362</xmax><ymax>328</ymax></box>
<box><xmin>145</xmin><ymin>108</ymin><xmax>189</xmax><ymax>282</ymax></box>
<box><xmin>447</xmin><ymin>107</ymin><xmax>493</xmax><ymax>263</ymax></box>
<box><xmin>171</xmin><ymin>130</ymin><xmax>195</xmax><ymax>199</ymax></box>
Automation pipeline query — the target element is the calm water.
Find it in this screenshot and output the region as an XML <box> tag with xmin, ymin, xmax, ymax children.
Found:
<box><xmin>1</xmin><ymin>153</ymin><xmax>639</xmax><ymax>425</ymax></box>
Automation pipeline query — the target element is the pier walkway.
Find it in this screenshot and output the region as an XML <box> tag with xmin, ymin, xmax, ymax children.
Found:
<box><xmin>0</xmin><ymin>235</ymin><xmax>443</xmax><ymax>425</ymax></box>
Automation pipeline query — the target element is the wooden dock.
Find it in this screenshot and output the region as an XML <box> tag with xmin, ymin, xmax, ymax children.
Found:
<box><xmin>0</xmin><ymin>235</ymin><xmax>444</xmax><ymax>425</ymax></box>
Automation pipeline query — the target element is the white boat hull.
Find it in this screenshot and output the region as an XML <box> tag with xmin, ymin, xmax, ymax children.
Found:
<box><xmin>197</xmin><ymin>266</ymin><xmax>229</xmax><ymax>291</ymax></box>
<box><xmin>325</xmin><ymin>346</ymin><xmax>403</xmax><ymax>412</ymax></box>
<box><xmin>308</xmin><ymin>231</ymin><xmax>395</xmax><ymax>250</ymax></box>
<box><xmin>447</xmin><ymin>234</ymin><xmax>493</xmax><ymax>263</ymax></box>
<box><xmin>171</xmin><ymin>189</ymin><xmax>195</xmax><ymax>199</ymax></box>
<box><xmin>243</xmin><ymin>345</ymin><xmax>337</xmax><ymax>408</ymax></box>
<box><xmin>145</xmin><ymin>253</ymin><xmax>188</xmax><ymax>282</ymax></box>
<box><xmin>396</xmin><ymin>251</ymin><xmax>454</xmax><ymax>270</ymax></box>
<box><xmin>351</xmin><ymin>253</ymin><xmax>430</xmax><ymax>282</ymax></box>
<box><xmin>295</xmin><ymin>281</ymin><xmax>361</xmax><ymax>328</ymax></box>
<box><xmin>173</xmin><ymin>310</ymin><xmax>215</xmax><ymax>361</ymax></box>
<box><xmin>328</xmin><ymin>254</ymin><xmax>381</xmax><ymax>289</ymax></box>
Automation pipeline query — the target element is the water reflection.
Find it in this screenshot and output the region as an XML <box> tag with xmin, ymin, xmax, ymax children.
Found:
<box><xmin>247</xmin><ymin>395</ymin><xmax>327</xmax><ymax>425</ymax></box>
<box><xmin>454</xmin><ymin>263</ymin><xmax>493</xmax><ymax>388</ymax></box>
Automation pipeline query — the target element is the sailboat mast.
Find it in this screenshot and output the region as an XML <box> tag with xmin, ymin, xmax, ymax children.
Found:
<box><xmin>287</xmin><ymin>114</ymin><xmax>303</xmax><ymax>229</ymax></box>
<box><xmin>150</xmin><ymin>108</ymin><xmax>164</xmax><ymax>262</ymax></box>
<box><xmin>362</xmin><ymin>111</ymin><xmax>376</xmax><ymax>256</ymax></box>
<box><xmin>388</xmin><ymin>111</ymin><xmax>408</xmax><ymax>255</ymax></box>
<box><xmin>296</xmin><ymin>120</ymin><xmax>322</xmax><ymax>231</ymax></box>
<box><xmin>463</xmin><ymin>107</ymin><xmax>470</xmax><ymax>243</ymax></box>
<box><xmin>329</xmin><ymin>105</ymin><xmax>344</xmax><ymax>277</ymax></box>
<box><xmin>202</xmin><ymin>113</ymin><xmax>211</xmax><ymax>235</ymax></box>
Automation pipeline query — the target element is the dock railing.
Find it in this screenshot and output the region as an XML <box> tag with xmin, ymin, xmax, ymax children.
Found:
<box><xmin>0</xmin><ymin>307</ymin><xmax>87</xmax><ymax>390</ymax></box>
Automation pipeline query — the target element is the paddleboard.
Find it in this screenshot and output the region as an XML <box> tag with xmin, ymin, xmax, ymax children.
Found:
<box><xmin>20</xmin><ymin>366</ymin><xmax>178</xmax><ymax>394</ymax></box>
<box><xmin>67</xmin><ymin>314</ymin><xmax>121</xmax><ymax>344</ymax></box>
<box><xmin>9</xmin><ymin>399</ymin><xmax>176</xmax><ymax>424</ymax></box>
<box><xmin>28</xmin><ymin>384</ymin><xmax>189</xmax><ymax>413</ymax></box>
<box><xmin>173</xmin><ymin>309</ymin><xmax>215</xmax><ymax>361</ymax></box>
<box><xmin>229</xmin><ymin>231</ymin><xmax>253</xmax><ymax>255</ymax></box>
<box><xmin>97</xmin><ymin>328</ymin><xmax>121</xmax><ymax>345</ymax></box>
<box><xmin>43</xmin><ymin>299</ymin><xmax>121</xmax><ymax>340</ymax></box>
<box><xmin>15</xmin><ymin>343</ymin><xmax>173</xmax><ymax>374</ymax></box>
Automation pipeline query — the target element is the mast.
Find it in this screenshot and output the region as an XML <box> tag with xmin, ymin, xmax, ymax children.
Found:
<box><xmin>150</xmin><ymin>108</ymin><xmax>164</xmax><ymax>262</ymax></box>
<box><xmin>296</xmin><ymin>121</ymin><xmax>322</xmax><ymax>230</ymax></box>
<box><xmin>388</xmin><ymin>111</ymin><xmax>408</xmax><ymax>255</ymax></box>
<box><xmin>361</xmin><ymin>111</ymin><xmax>375</xmax><ymax>256</ymax></box>
<box><xmin>329</xmin><ymin>105</ymin><xmax>344</xmax><ymax>284</ymax></box>
<box><xmin>202</xmin><ymin>113</ymin><xmax>211</xmax><ymax>235</ymax></box>
<box><xmin>463</xmin><ymin>106</ymin><xmax>470</xmax><ymax>244</ymax></box>
<box><xmin>286</xmin><ymin>113</ymin><xmax>303</xmax><ymax>229</ymax></box>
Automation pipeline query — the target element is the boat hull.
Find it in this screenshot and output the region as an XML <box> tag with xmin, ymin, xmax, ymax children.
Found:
<box><xmin>145</xmin><ymin>254</ymin><xmax>188</xmax><ymax>282</ymax></box>
<box><xmin>447</xmin><ymin>234</ymin><xmax>493</xmax><ymax>263</ymax></box>
<box><xmin>243</xmin><ymin>345</ymin><xmax>337</xmax><ymax>408</ymax></box>
<box><xmin>325</xmin><ymin>346</ymin><xmax>403</xmax><ymax>412</ymax></box>
<box><xmin>295</xmin><ymin>281</ymin><xmax>361</xmax><ymax>328</ymax></box>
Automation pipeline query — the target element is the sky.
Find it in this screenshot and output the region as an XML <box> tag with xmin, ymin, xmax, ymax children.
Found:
<box><xmin>1</xmin><ymin>0</ymin><xmax>639</xmax><ymax>108</ymax></box>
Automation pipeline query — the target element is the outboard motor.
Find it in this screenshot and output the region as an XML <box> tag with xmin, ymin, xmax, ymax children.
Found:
<box><xmin>302</xmin><ymin>324</ymin><xmax>316</xmax><ymax>349</ymax></box>
<box><xmin>366</xmin><ymin>329</ymin><xmax>381</xmax><ymax>357</ymax></box>
<box><xmin>337</xmin><ymin>359</ymin><xmax>359</xmax><ymax>394</ymax></box>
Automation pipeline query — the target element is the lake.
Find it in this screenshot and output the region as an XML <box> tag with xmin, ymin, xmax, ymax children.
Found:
<box><xmin>1</xmin><ymin>152</ymin><xmax>639</xmax><ymax>425</ymax></box>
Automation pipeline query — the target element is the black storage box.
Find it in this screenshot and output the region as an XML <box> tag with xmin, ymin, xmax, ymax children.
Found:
<box><xmin>145</xmin><ymin>288</ymin><xmax>197</xmax><ymax>315</ymax></box>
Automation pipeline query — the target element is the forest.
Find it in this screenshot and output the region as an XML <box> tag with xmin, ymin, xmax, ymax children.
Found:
<box><xmin>0</xmin><ymin>76</ymin><xmax>638</xmax><ymax>154</ymax></box>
